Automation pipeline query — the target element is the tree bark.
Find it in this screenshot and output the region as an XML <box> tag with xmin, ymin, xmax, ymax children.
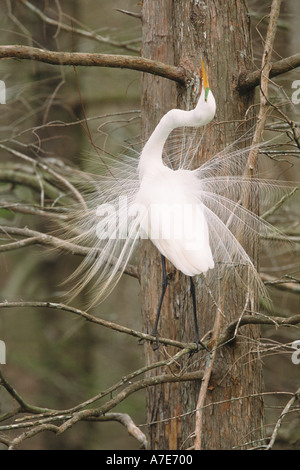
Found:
<box><xmin>140</xmin><ymin>0</ymin><xmax>264</xmax><ymax>450</ymax></box>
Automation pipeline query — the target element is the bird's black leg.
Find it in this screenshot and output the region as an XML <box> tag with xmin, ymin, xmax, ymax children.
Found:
<box><xmin>150</xmin><ymin>255</ymin><xmax>168</xmax><ymax>350</ymax></box>
<box><xmin>190</xmin><ymin>277</ymin><xmax>209</xmax><ymax>352</ymax></box>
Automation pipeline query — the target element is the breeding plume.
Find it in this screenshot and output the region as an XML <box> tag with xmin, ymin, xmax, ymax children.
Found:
<box><xmin>62</xmin><ymin>61</ymin><xmax>295</xmax><ymax>345</ymax></box>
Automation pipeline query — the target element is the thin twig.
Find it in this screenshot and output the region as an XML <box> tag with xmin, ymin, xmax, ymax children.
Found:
<box><xmin>0</xmin><ymin>347</ymin><xmax>192</xmax><ymax>430</ymax></box>
<box><xmin>115</xmin><ymin>9</ymin><xmax>142</xmax><ymax>20</ymax></box>
<box><xmin>247</xmin><ymin>0</ymin><xmax>282</xmax><ymax>172</ymax></box>
<box><xmin>261</xmin><ymin>188</ymin><xmax>297</xmax><ymax>219</ymax></box>
<box><xmin>0</xmin><ymin>144</ymin><xmax>87</xmax><ymax>210</ymax></box>
<box><xmin>0</xmin><ymin>301</ymin><xmax>198</xmax><ymax>351</ymax></box>
<box><xmin>0</xmin><ymin>369</ymin><xmax>53</xmax><ymax>415</ymax></box>
<box><xmin>0</xmin><ymin>226</ymin><xmax>138</xmax><ymax>279</ymax></box>
<box><xmin>0</xmin><ymin>168</ymin><xmax>64</xmax><ymax>201</ymax></box>
<box><xmin>3</xmin><ymin>370</ymin><xmax>203</xmax><ymax>449</ymax></box>
<box><xmin>90</xmin><ymin>413</ymin><xmax>147</xmax><ymax>448</ymax></box>
<box><xmin>266</xmin><ymin>387</ymin><xmax>300</xmax><ymax>450</ymax></box>
<box><xmin>260</xmin><ymin>273</ymin><xmax>300</xmax><ymax>294</ymax></box>
<box><xmin>0</xmin><ymin>202</ymin><xmax>68</xmax><ymax>219</ymax></box>
<box><xmin>218</xmin><ymin>313</ymin><xmax>300</xmax><ymax>346</ymax></box>
<box><xmin>20</xmin><ymin>0</ymin><xmax>141</xmax><ymax>52</ymax></box>
<box><xmin>54</xmin><ymin>370</ymin><xmax>204</xmax><ymax>437</ymax></box>
<box><xmin>193</xmin><ymin>309</ymin><xmax>224</xmax><ymax>450</ymax></box>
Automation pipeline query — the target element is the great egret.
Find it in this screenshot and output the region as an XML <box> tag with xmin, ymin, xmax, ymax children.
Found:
<box><xmin>137</xmin><ymin>60</ymin><xmax>216</xmax><ymax>276</ymax></box>
<box><xmin>135</xmin><ymin>61</ymin><xmax>216</xmax><ymax>346</ymax></box>
<box><xmin>60</xmin><ymin>61</ymin><xmax>296</xmax><ymax>348</ymax></box>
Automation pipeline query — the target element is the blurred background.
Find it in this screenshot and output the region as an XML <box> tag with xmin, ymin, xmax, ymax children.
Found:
<box><xmin>0</xmin><ymin>0</ymin><xmax>299</xmax><ymax>449</ymax></box>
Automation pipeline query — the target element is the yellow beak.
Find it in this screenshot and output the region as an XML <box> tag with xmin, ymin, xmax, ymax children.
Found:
<box><xmin>201</xmin><ymin>58</ymin><xmax>210</xmax><ymax>101</ymax></box>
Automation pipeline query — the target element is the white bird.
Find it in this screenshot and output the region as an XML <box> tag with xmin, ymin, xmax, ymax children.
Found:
<box><xmin>136</xmin><ymin>60</ymin><xmax>216</xmax><ymax>278</ymax></box>
<box><xmin>60</xmin><ymin>61</ymin><xmax>295</xmax><ymax>347</ymax></box>
<box><xmin>134</xmin><ymin>62</ymin><xmax>216</xmax><ymax>345</ymax></box>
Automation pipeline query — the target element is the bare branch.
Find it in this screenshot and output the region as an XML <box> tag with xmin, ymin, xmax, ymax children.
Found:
<box><xmin>247</xmin><ymin>0</ymin><xmax>282</xmax><ymax>172</ymax></box>
<box><xmin>0</xmin><ymin>45</ymin><xmax>189</xmax><ymax>84</ymax></box>
<box><xmin>262</xmin><ymin>97</ymin><xmax>300</xmax><ymax>151</ymax></box>
<box><xmin>94</xmin><ymin>413</ymin><xmax>147</xmax><ymax>448</ymax></box>
<box><xmin>218</xmin><ymin>313</ymin><xmax>300</xmax><ymax>346</ymax></box>
<box><xmin>53</xmin><ymin>370</ymin><xmax>204</xmax><ymax>438</ymax></box>
<box><xmin>1</xmin><ymin>369</ymin><xmax>204</xmax><ymax>449</ymax></box>
<box><xmin>0</xmin><ymin>226</ymin><xmax>138</xmax><ymax>279</ymax></box>
<box><xmin>266</xmin><ymin>387</ymin><xmax>300</xmax><ymax>450</ymax></box>
<box><xmin>261</xmin><ymin>273</ymin><xmax>300</xmax><ymax>294</ymax></box>
<box><xmin>261</xmin><ymin>188</ymin><xmax>298</xmax><ymax>219</ymax></box>
<box><xmin>0</xmin><ymin>168</ymin><xmax>64</xmax><ymax>201</ymax></box>
<box><xmin>0</xmin><ymin>347</ymin><xmax>192</xmax><ymax>429</ymax></box>
<box><xmin>0</xmin><ymin>369</ymin><xmax>53</xmax><ymax>416</ymax></box>
<box><xmin>0</xmin><ymin>144</ymin><xmax>87</xmax><ymax>209</ymax></box>
<box><xmin>0</xmin><ymin>236</ymin><xmax>40</xmax><ymax>252</ymax></box>
<box><xmin>0</xmin><ymin>301</ymin><xmax>197</xmax><ymax>350</ymax></box>
<box><xmin>0</xmin><ymin>202</ymin><xmax>68</xmax><ymax>219</ymax></box>
<box><xmin>115</xmin><ymin>9</ymin><xmax>142</xmax><ymax>20</ymax></box>
<box><xmin>239</xmin><ymin>53</ymin><xmax>300</xmax><ymax>92</ymax></box>
<box><xmin>194</xmin><ymin>309</ymin><xmax>223</xmax><ymax>450</ymax></box>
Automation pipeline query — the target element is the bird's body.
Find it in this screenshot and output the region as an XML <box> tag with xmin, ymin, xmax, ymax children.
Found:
<box><xmin>135</xmin><ymin>165</ymin><xmax>214</xmax><ymax>276</ymax></box>
<box><xmin>136</xmin><ymin>66</ymin><xmax>216</xmax><ymax>277</ymax></box>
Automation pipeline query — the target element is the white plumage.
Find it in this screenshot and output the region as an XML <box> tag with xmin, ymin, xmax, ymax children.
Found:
<box><xmin>60</xmin><ymin>62</ymin><xmax>295</xmax><ymax>311</ymax></box>
<box><xmin>136</xmin><ymin>165</ymin><xmax>214</xmax><ymax>276</ymax></box>
<box><xmin>136</xmin><ymin>63</ymin><xmax>216</xmax><ymax>277</ymax></box>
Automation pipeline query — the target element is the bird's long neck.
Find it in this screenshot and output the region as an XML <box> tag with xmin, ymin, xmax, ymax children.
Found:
<box><xmin>142</xmin><ymin>112</ymin><xmax>177</xmax><ymax>157</ymax></box>
<box><xmin>138</xmin><ymin>89</ymin><xmax>216</xmax><ymax>179</ymax></box>
<box><xmin>138</xmin><ymin>109</ymin><xmax>190</xmax><ymax>178</ymax></box>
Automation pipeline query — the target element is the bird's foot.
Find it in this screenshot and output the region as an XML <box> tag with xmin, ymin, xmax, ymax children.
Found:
<box><xmin>150</xmin><ymin>329</ymin><xmax>161</xmax><ymax>351</ymax></box>
<box><xmin>137</xmin><ymin>329</ymin><xmax>161</xmax><ymax>350</ymax></box>
<box><xmin>189</xmin><ymin>335</ymin><xmax>210</xmax><ymax>357</ymax></box>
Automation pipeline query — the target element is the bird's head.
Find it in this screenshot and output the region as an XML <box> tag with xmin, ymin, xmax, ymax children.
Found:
<box><xmin>201</xmin><ymin>58</ymin><xmax>210</xmax><ymax>102</ymax></box>
<box><xmin>191</xmin><ymin>59</ymin><xmax>216</xmax><ymax>126</ymax></box>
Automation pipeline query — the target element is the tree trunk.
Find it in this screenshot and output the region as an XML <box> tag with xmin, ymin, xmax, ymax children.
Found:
<box><xmin>140</xmin><ymin>0</ymin><xmax>264</xmax><ymax>450</ymax></box>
